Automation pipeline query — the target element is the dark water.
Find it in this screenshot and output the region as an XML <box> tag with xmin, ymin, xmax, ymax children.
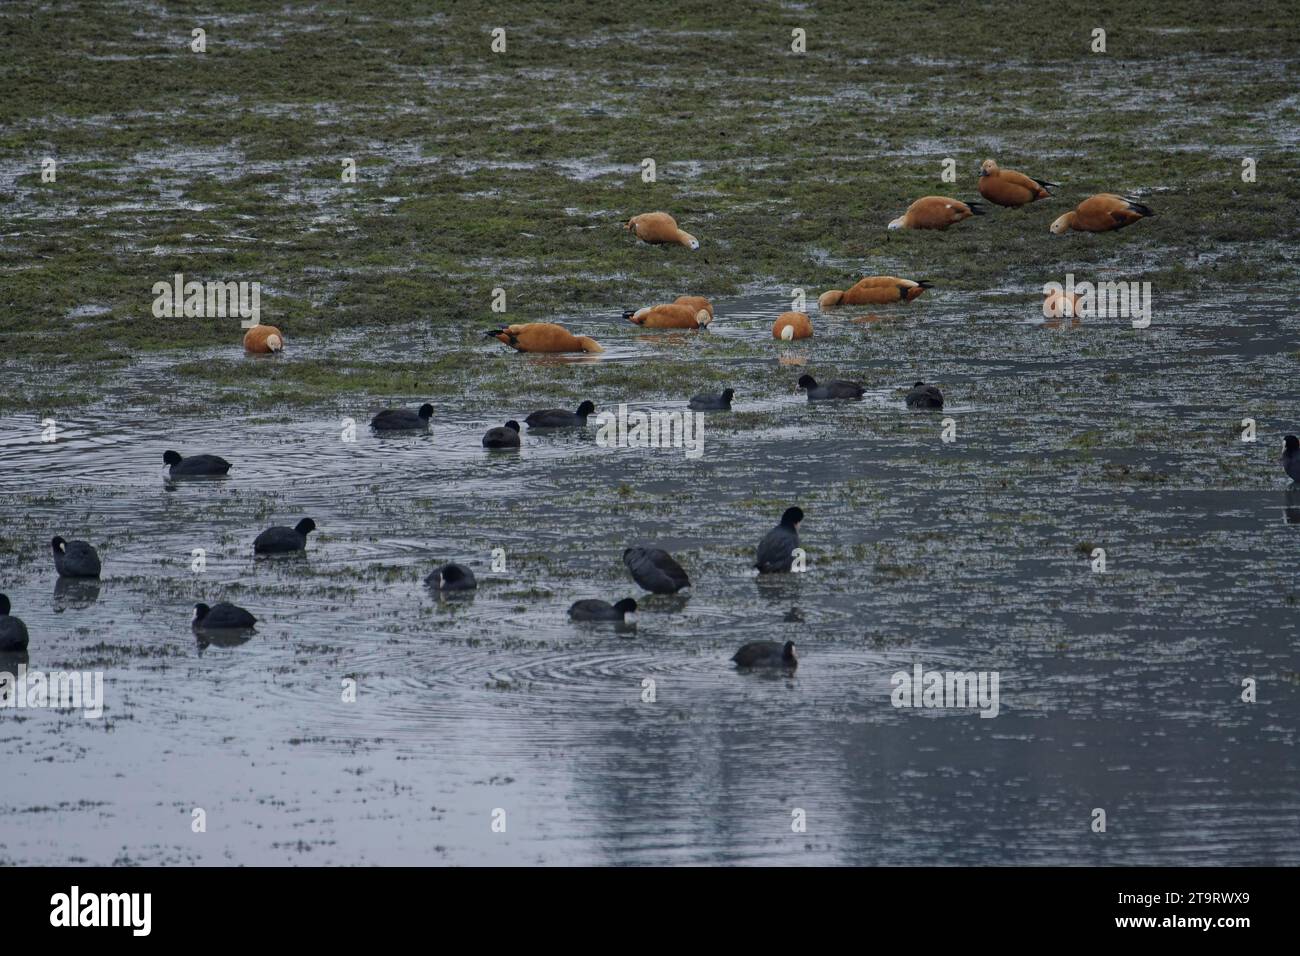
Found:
<box><xmin>2</xmin><ymin>291</ymin><xmax>1298</xmax><ymax>864</ymax></box>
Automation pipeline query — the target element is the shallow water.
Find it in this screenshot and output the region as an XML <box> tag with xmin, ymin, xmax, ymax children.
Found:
<box><xmin>2</xmin><ymin>288</ymin><xmax>1298</xmax><ymax>865</ymax></box>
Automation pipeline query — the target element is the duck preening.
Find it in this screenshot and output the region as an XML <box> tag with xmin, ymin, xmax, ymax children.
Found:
<box><xmin>51</xmin><ymin>536</ymin><xmax>101</xmax><ymax>578</ymax></box>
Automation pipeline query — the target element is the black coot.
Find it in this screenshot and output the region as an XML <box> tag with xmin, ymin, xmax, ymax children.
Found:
<box><xmin>732</xmin><ymin>640</ymin><xmax>797</xmax><ymax>669</ymax></box>
<box><xmin>1284</xmin><ymin>435</ymin><xmax>1300</xmax><ymax>483</ymax></box>
<box><xmin>253</xmin><ymin>518</ymin><xmax>316</xmax><ymax>554</ymax></box>
<box><xmin>568</xmin><ymin>598</ymin><xmax>637</xmax><ymax>622</ymax></box>
<box><xmin>371</xmin><ymin>403</ymin><xmax>434</xmax><ymax>431</ymax></box>
<box><xmin>623</xmin><ymin>547</ymin><xmax>691</xmax><ymax>593</ymax></box>
<box><xmin>164</xmin><ymin>450</ymin><xmax>232</xmax><ymax>477</ymax></box>
<box><xmin>755</xmin><ymin>507</ymin><xmax>803</xmax><ymax>573</ymax></box>
<box><xmin>192</xmin><ymin>601</ymin><xmax>257</xmax><ymax>630</ymax></box>
<box><xmin>483</xmin><ymin>421</ymin><xmax>522</xmax><ymax>448</ymax></box>
<box><xmin>688</xmin><ymin>388</ymin><xmax>734</xmax><ymax>411</ymax></box>
<box><xmin>904</xmin><ymin>382</ymin><xmax>944</xmax><ymax>409</ymax></box>
<box><xmin>426</xmin><ymin>563</ymin><xmax>477</xmax><ymax>591</ymax></box>
<box><xmin>525</xmin><ymin>401</ymin><xmax>596</xmax><ymax>428</ymax></box>
<box><xmin>51</xmin><ymin>537</ymin><xmax>101</xmax><ymax>578</ymax></box>
<box><xmin>797</xmin><ymin>374</ymin><xmax>864</xmax><ymax>401</ymax></box>
<box><xmin>0</xmin><ymin>594</ymin><xmax>29</xmax><ymax>652</ymax></box>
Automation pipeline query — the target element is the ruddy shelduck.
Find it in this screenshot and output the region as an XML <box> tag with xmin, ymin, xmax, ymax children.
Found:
<box><xmin>243</xmin><ymin>324</ymin><xmax>284</xmax><ymax>353</ymax></box>
<box><xmin>624</xmin><ymin>297</ymin><xmax>713</xmax><ymax>330</ymax></box>
<box><xmin>773</xmin><ymin>312</ymin><xmax>813</xmax><ymax>341</ymax></box>
<box><xmin>819</xmin><ymin>276</ymin><xmax>932</xmax><ymax>309</ymax></box>
<box><xmin>673</xmin><ymin>295</ymin><xmax>713</xmax><ymax>319</ymax></box>
<box><xmin>484</xmin><ymin>322</ymin><xmax>603</xmax><ymax>353</ymax></box>
<box><xmin>626</xmin><ymin>212</ymin><xmax>700</xmax><ymax>250</ymax></box>
<box><xmin>977</xmin><ymin>159</ymin><xmax>1056</xmax><ymax>207</ymax></box>
<box><xmin>888</xmin><ymin>196</ymin><xmax>984</xmax><ymax>230</ymax></box>
<box><xmin>1043</xmin><ymin>288</ymin><xmax>1083</xmax><ymax>319</ymax></box>
<box><xmin>1050</xmin><ymin>194</ymin><xmax>1155</xmax><ymax>234</ymax></box>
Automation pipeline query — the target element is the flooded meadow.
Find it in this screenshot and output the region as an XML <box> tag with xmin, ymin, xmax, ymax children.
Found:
<box><xmin>1</xmin><ymin>1</ymin><xmax>1298</xmax><ymax>865</ymax></box>
<box><xmin>4</xmin><ymin>290</ymin><xmax>1299</xmax><ymax>864</ymax></box>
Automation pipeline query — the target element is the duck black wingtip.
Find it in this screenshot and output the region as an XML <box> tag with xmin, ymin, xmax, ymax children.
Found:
<box><xmin>967</xmin><ymin>201</ymin><xmax>987</xmax><ymax>215</ymax></box>
<box><xmin>1124</xmin><ymin>197</ymin><xmax>1156</xmax><ymax>216</ymax></box>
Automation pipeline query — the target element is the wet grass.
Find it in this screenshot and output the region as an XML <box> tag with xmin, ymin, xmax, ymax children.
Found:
<box><xmin>2</xmin><ymin>0</ymin><xmax>1298</xmax><ymax>414</ymax></box>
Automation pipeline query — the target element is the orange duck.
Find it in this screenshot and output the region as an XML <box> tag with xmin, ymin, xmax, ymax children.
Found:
<box><xmin>977</xmin><ymin>159</ymin><xmax>1056</xmax><ymax>207</ymax></box>
<box><xmin>625</xmin><ymin>295</ymin><xmax>713</xmax><ymax>329</ymax></box>
<box><xmin>625</xmin><ymin>303</ymin><xmax>710</xmax><ymax>330</ymax></box>
<box><xmin>484</xmin><ymin>322</ymin><xmax>603</xmax><ymax>353</ymax></box>
<box><xmin>673</xmin><ymin>295</ymin><xmax>713</xmax><ymax>320</ymax></box>
<box><xmin>243</xmin><ymin>325</ymin><xmax>284</xmax><ymax>353</ymax></box>
<box><xmin>626</xmin><ymin>212</ymin><xmax>700</xmax><ymax>249</ymax></box>
<box><xmin>1043</xmin><ymin>288</ymin><xmax>1082</xmax><ymax>319</ymax></box>
<box><xmin>1050</xmin><ymin>194</ymin><xmax>1155</xmax><ymax>234</ymax></box>
<box><xmin>773</xmin><ymin>312</ymin><xmax>813</xmax><ymax>341</ymax></box>
<box><xmin>888</xmin><ymin>196</ymin><xmax>983</xmax><ymax>230</ymax></box>
<box><xmin>819</xmin><ymin>277</ymin><xmax>932</xmax><ymax>309</ymax></box>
